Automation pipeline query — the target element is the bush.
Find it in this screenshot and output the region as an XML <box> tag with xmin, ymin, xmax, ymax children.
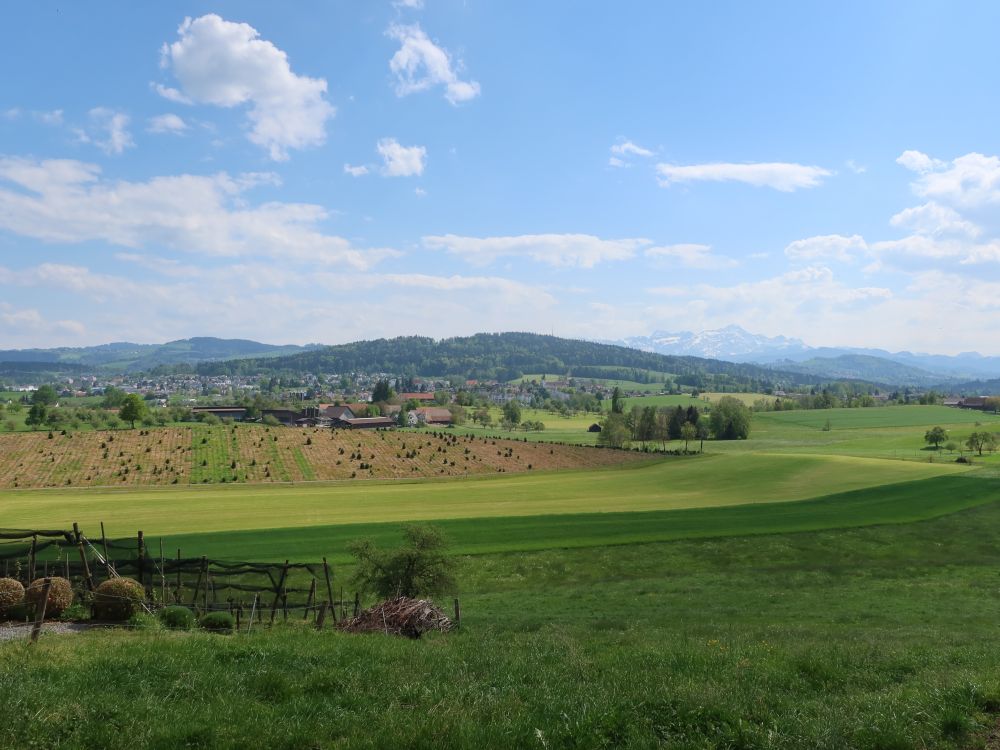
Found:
<box><xmin>57</xmin><ymin>603</ymin><xmax>91</xmax><ymax>622</ymax></box>
<box><xmin>93</xmin><ymin>577</ymin><xmax>146</xmax><ymax>621</ymax></box>
<box><xmin>0</xmin><ymin>577</ymin><xmax>24</xmax><ymax>614</ymax></box>
<box><xmin>349</xmin><ymin>524</ymin><xmax>457</xmax><ymax>599</ymax></box>
<box><xmin>199</xmin><ymin>611</ymin><xmax>235</xmax><ymax>634</ymax></box>
<box><xmin>127</xmin><ymin>612</ymin><xmax>161</xmax><ymax>631</ymax></box>
<box><xmin>159</xmin><ymin>605</ymin><xmax>196</xmax><ymax>630</ymax></box>
<box><xmin>25</xmin><ymin>577</ymin><xmax>74</xmax><ymax>617</ymax></box>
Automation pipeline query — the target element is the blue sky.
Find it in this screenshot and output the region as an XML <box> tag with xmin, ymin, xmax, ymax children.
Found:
<box><xmin>2</xmin><ymin>1</ymin><xmax>1000</xmax><ymax>354</ymax></box>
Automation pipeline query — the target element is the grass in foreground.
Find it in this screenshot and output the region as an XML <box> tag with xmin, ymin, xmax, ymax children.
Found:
<box><xmin>6</xmin><ymin>497</ymin><xmax>1000</xmax><ymax>748</ymax></box>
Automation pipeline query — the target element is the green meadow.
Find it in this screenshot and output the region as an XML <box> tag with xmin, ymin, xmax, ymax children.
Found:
<box><xmin>5</xmin><ymin>403</ymin><xmax>1000</xmax><ymax>748</ymax></box>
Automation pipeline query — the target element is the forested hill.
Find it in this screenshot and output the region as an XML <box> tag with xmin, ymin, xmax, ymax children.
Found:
<box><xmin>196</xmin><ymin>332</ymin><xmax>818</xmax><ymax>388</ymax></box>
<box><xmin>0</xmin><ymin>338</ymin><xmax>322</xmax><ymax>372</ymax></box>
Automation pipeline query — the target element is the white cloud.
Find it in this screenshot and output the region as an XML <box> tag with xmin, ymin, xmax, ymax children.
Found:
<box><xmin>846</xmin><ymin>159</ymin><xmax>867</xmax><ymax>174</ymax></box>
<box><xmin>784</xmin><ymin>234</ymin><xmax>868</xmax><ymax>262</ymax></box>
<box><xmin>0</xmin><ymin>156</ymin><xmax>398</xmax><ymax>269</ymax></box>
<box><xmin>2</xmin><ymin>108</ymin><xmax>21</xmax><ymax>121</ymax></box>
<box><xmin>609</xmin><ymin>140</ymin><xmax>654</xmax><ymax>168</ymax></box>
<box><xmin>889</xmin><ymin>202</ymin><xmax>980</xmax><ymax>238</ymax></box>
<box><xmin>343</xmin><ymin>163</ymin><xmax>369</xmax><ymax>177</ymax></box>
<box><xmin>414</xmin><ymin>187</ymin><xmax>427</xmax><ymax>197</ymax></box>
<box><xmin>0</xmin><ymin>302</ymin><xmax>84</xmax><ymax>344</ymax></box>
<box><xmin>377</xmin><ymin>138</ymin><xmax>426</xmax><ymax>177</ymax></box>
<box><xmin>423</xmin><ymin>233</ymin><xmax>646</xmax><ymax>268</ymax></box>
<box><xmin>645</xmin><ymin>243</ymin><xmax>738</xmax><ymax>269</ymax></box>
<box><xmin>656</xmin><ymin>161</ymin><xmax>832</xmax><ymax>191</ymax></box>
<box><xmin>394</xmin><ymin>0</ymin><xmax>425</xmax><ymax>8</ymax></box>
<box><xmin>611</xmin><ymin>140</ymin><xmax>653</xmax><ymax>157</ymax></box>
<box><xmin>896</xmin><ymin>150</ymin><xmax>945</xmax><ymax>174</ymax></box>
<box><xmin>75</xmin><ymin>107</ymin><xmax>134</xmax><ymax>155</ymax></box>
<box><xmin>36</xmin><ymin>110</ymin><xmax>63</xmax><ymax>126</ymax></box>
<box><xmin>147</xmin><ymin>113</ymin><xmax>189</xmax><ymax>134</ymax></box>
<box><xmin>901</xmin><ymin>152</ymin><xmax>1000</xmax><ymax>208</ymax></box>
<box><xmin>386</xmin><ymin>24</ymin><xmax>480</xmax><ymax>105</ymax></box>
<box><xmin>151</xmin><ymin>83</ymin><xmax>193</xmax><ymax>104</ymax></box>
<box><xmin>159</xmin><ymin>14</ymin><xmax>335</xmax><ymax>160</ymax></box>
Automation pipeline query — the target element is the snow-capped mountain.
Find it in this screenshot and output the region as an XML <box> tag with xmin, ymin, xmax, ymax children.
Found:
<box><xmin>618</xmin><ymin>325</ymin><xmax>811</xmax><ymax>362</ymax></box>
<box><xmin>613</xmin><ymin>325</ymin><xmax>1000</xmax><ymax>382</ymax></box>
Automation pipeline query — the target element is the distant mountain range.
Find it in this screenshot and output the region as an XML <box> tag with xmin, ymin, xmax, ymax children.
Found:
<box><xmin>0</xmin><ymin>337</ymin><xmax>324</xmax><ymax>372</ymax></box>
<box><xmin>614</xmin><ymin>325</ymin><xmax>1000</xmax><ymax>384</ymax></box>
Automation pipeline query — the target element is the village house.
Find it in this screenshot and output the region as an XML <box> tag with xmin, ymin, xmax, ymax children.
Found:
<box><xmin>408</xmin><ymin>407</ymin><xmax>452</xmax><ymax>426</ymax></box>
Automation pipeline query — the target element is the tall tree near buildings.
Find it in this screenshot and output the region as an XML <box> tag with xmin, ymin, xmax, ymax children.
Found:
<box><xmin>32</xmin><ymin>384</ymin><xmax>58</xmax><ymax>406</ymax></box>
<box><xmin>119</xmin><ymin>393</ymin><xmax>147</xmax><ymax>429</ymax></box>
<box><xmin>502</xmin><ymin>400</ymin><xmax>522</xmax><ymax>427</ymax></box>
<box><xmin>610</xmin><ymin>387</ymin><xmax>624</xmax><ymax>415</ymax></box>
<box><xmin>372</xmin><ymin>379</ymin><xmax>392</xmax><ymax>403</ymax></box>
<box><xmin>25</xmin><ymin>402</ymin><xmax>47</xmax><ymax>430</ymax></box>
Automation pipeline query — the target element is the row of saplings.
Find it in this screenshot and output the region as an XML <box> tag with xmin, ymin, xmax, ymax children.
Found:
<box><xmin>0</xmin><ymin>576</ymin><xmax>235</xmax><ymax>633</ymax></box>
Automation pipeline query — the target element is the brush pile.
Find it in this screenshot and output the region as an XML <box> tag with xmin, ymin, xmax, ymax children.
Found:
<box><xmin>338</xmin><ymin>597</ymin><xmax>454</xmax><ymax>639</ymax></box>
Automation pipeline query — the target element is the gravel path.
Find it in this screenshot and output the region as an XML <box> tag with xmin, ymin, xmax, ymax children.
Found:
<box><xmin>0</xmin><ymin>622</ymin><xmax>102</xmax><ymax>641</ymax></box>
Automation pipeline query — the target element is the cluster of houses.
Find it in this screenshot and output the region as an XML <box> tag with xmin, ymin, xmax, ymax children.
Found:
<box><xmin>191</xmin><ymin>393</ymin><xmax>454</xmax><ymax>430</ymax></box>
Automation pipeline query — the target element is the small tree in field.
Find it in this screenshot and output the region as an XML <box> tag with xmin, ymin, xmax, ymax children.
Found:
<box><xmin>965</xmin><ymin>431</ymin><xmax>997</xmax><ymax>456</ymax></box>
<box><xmin>680</xmin><ymin>421</ymin><xmax>697</xmax><ymax>453</ymax></box>
<box><xmin>349</xmin><ymin>525</ymin><xmax>456</xmax><ymax>600</ymax></box>
<box><xmin>924</xmin><ymin>426</ymin><xmax>947</xmax><ymax>450</ymax></box>
<box><xmin>119</xmin><ymin>394</ymin><xmax>147</xmax><ymax>429</ymax></box>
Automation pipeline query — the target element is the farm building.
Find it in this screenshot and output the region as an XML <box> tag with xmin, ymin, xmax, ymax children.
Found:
<box><xmin>191</xmin><ymin>406</ymin><xmax>248</xmax><ymax>421</ymax></box>
<box><xmin>333</xmin><ymin>416</ymin><xmax>396</xmax><ymax>429</ymax></box>
<box><xmin>408</xmin><ymin>407</ymin><xmax>452</xmax><ymax>426</ymax></box>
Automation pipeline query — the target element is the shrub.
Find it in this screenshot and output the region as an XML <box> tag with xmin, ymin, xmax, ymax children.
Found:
<box><xmin>159</xmin><ymin>605</ymin><xmax>196</xmax><ymax>630</ymax></box>
<box><xmin>349</xmin><ymin>524</ymin><xmax>457</xmax><ymax>599</ymax></box>
<box><xmin>93</xmin><ymin>577</ymin><xmax>146</xmax><ymax>621</ymax></box>
<box><xmin>0</xmin><ymin>577</ymin><xmax>25</xmax><ymax>614</ymax></box>
<box><xmin>127</xmin><ymin>612</ymin><xmax>161</xmax><ymax>631</ymax></box>
<box><xmin>199</xmin><ymin>611</ymin><xmax>235</xmax><ymax>634</ymax></box>
<box><xmin>25</xmin><ymin>577</ymin><xmax>74</xmax><ymax>617</ymax></box>
<box><xmin>57</xmin><ymin>603</ymin><xmax>91</xmax><ymax>622</ymax></box>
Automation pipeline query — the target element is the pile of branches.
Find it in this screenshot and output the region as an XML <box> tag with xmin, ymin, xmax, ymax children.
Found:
<box><xmin>339</xmin><ymin>597</ymin><xmax>453</xmax><ymax>639</ymax></box>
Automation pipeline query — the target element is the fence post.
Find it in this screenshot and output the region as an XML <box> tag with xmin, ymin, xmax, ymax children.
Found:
<box><xmin>27</xmin><ymin>535</ymin><xmax>37</xmax><ymax>584</ymax></box>
<box><xmin>247</xmin><ymin>593</ymin><xmax>258</xmax><ymax>634</ymax></box>
<box><xmin>322</xmin><ymin>558</ymin><xmax>334</xmax><ymax>621</ymax></box>
<box><xmin>72</xmin><ymin>523</ymin><xmax>94</xmax><ymax>593</ymax></box>
<box><xmin>202</xmin><ymin>557</ymin><xmax>209</xmax><ymax>613</ymax></box>
<box><xmin>175</xmin><ymin>549</ymin><xmax>181</xmax><ymax>602</ymax></box>
<box><xmin>29</xmin><ymin>578</ymin><xmax>52</xmax><ymax>644</ymax></box>
<box><xmin>303</xmin><ymin>578</ymin><xmax>316</xmax><ymax>621</ymax></box>
<box><xmin>454</xmin><ymin>597</ymin><xmax>461</xmax><ymax>628</ymax></box>
<box><xmin>100</xmin><ymin>522</ymin><xmax>112</xmax><ymax>580</ymax></box>
<box><xmin>270</xmin><ymin>560</ymin><xmax>289</xmax><ymax>625</ymax></box>
<box><xmin>316</xmin><ymin>601</ymin><xmax>328</xmax><ymax>630</ymax></box>
<box><xmin>137</xmin><ymin>530</ymin><xmax>146</xmax><ymax>596</ymax></box>
<box><xmin>353</xmin><ymin>592</ymin><xmax>360</xmax><ymax>618</ymax></box>
<box><xmin>190</xmin><ymin>556</ymin><xmax>205</xmax><ymax>609</ymax></box>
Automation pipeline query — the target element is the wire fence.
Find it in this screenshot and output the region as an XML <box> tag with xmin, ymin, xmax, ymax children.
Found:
<box><xmin>0</xmin><ymin>526</ymin><xmax>355</xmax><ymax>622</ymax></box>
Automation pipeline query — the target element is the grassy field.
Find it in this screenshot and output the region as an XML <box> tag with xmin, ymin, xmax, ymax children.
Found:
<box><xmin>0</xmin><ymin>452</ymin><xmax>965</xmax><ymax>540</ymax></box>
<box><xmin>6</xmin><ymin>489</ymin><xmax>1000</xmax><ymax>748</ymax></box>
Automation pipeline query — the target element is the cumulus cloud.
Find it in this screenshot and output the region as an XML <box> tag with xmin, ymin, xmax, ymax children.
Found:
<box><xmin>158</xmin><ymin>14</ymin><xmax>335</xmax><ymax>160</ymax></box>
<box><xmin>343</xmin><ymin>163</ymin><xmax>369</xmax><ymax>177</ymax></box>
<box><xmin>75</xmin><ymin>107</ymin><xmax>134</xmax><ymax>155</ymax></box>
<box><xmin>656</xmin><ymin>161</ymin><xmax>832</xmax><ymax>191</ymax></box>
<box><xmin>900</xmin><ymin>151</ymin><xmax>1000</xmax><ymax>208</ymax></box>
<box><xmin>889</xmin><ymin>202</ymin><xmax>980</xmax><ymax>238</ymax></box>
<box><xmin>423</xmin><ymin>233</ymin><xmax>646</xmax><ymax>268</ymax></box>
<box><xmin>377</xmin><ymin>138</ymin><xmax>426</xmax><ymax>176</ymax></box>
<box><xmin>784</xmin><ymin>234</ymin><xmax>868</xmax><ymax>262</ymax></box>
<box><xmin>896</xmin><ymin>150</ymin><xmax>945</xmax><ymax>174</ymax></box>
<box><xmin>147</xmin><ymin>113</ymin><xmax>189</xmax><ymax>134</ymax></box>
<box><xmin>644</xmin><ymin>243</ymin><xmax>738</xmax><ymax>269</ymax></box>
<box><xmin>386</xmin><ymin>24</ymin><xmax>480</xmax><ymax>104</ymax></box>
<box><xmin>0</xmin><ymin>156</ymin><xmax>398</xmax><ymax>269</ymax></box>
